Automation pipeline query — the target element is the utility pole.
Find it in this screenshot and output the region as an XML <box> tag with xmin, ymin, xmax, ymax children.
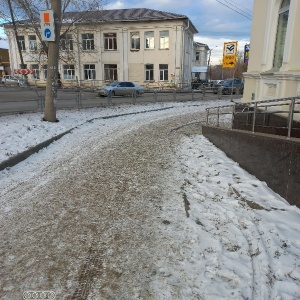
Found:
<box><xmin>44</xmin><ymin>0</ymin><xmax>61</xmax><ymax>122</ymax></box>
<box><xmin>207</xmin><ymin>49</ymin><xmax>211</xmax><ymax>82</ymax></box>
<box><xmin>207</xmin><ymin>46</ymin><xmax>217</xmax><ymax>82</ymax></box>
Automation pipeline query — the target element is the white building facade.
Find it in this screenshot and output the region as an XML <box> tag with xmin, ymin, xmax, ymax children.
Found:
<box><xmin>243</xmin><ymin>0</ymin><xmax>300</xmax><ymax>112</ymax></box>
<box><xmin>192</xmin><ymin>42</ymin><xmax>209</xmax><ymax>82</ymax></box>
<box><xmin>4</xmin><ymin>8</ymin><xmax>198</xmax><ymax>88</ymax></box>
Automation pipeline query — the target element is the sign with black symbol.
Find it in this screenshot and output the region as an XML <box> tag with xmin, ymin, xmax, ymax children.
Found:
<box><xmin>222</xmin><ymin>41</ymin><xmax>238</xmax><ymax>69</ymax></box>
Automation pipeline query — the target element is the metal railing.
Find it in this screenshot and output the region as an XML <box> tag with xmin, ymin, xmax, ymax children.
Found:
<box><xmin>0</xmin><ymin>85</ymin><xmax>244</xmax><ymax>116</ymax></box>
<box><xmin>206</xmin><ymin>96</ymin><xmax>300</xmax><ymax>138</ymax></box>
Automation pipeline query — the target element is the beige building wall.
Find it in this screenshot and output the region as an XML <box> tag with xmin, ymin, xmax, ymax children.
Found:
<box><xmin>5</xmin><ymin>18</ymin><xmax>196</xmax><ymax>88</ymax></box>
<box><xmin>243</xmin><ymin>0</ymin><xmax>300</xmax><ymax>121</ymax></box>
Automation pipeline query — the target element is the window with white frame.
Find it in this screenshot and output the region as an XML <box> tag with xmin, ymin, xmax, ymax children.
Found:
<box><xmin>60</xmin><ymin>34</ymin><xmax>73</xmax><ymax>51</ymax></box>
<box><xmin>82</xmin><ymin>33</ymin><xmax>94</xmax><ymax>50</ymax></box>
<box><xmin>104</xmin><ymin>64</ymin><xmax>118</xmax><ymax>81</ymax></box>
<box><xmin>29</xmin><ymin>35</ymin><xmax>37</xmax><ymax>51</ymax></box>
<box><xmin>130</xmin><ymin>32</ymin><xmax>140</xmax><ymax>50</ymax></box>
<box><xmin>145</xmin><ymin>64</ymin><xmax>154</xmax><ymax>81</ymax></box>
<box><xmin>63</xmin><ymin>64</ymin><xmax>75</xmax><ymax>80</ymax></box>
<box><xmin>104</xmin><ymin>33</ymin><xmax>117</xmax><ymax>50</ymax></box>
<box><xmin>196</xmin><ymin>51</ymin><xmax>200</xmax><ymax>61</ymax></box>
<box><xmin>43</xmin><ymin>65</ymin><xmax>47</xmax><ymax>79</ymax></box>
<box><xmin>145</xmin><ymin>31</ymin><xmax>154</xmax><ymax>49</ymax></box>
<box><xmin>159</xmin><ymin>31</ymin><xmax>169</xmax><ymax>49</ymax></box>
<box><xmin>159</xmin><ymin>64</ymin><xmax>168</xmax><ymax>81</ymax></box>
<box><xmin>83</xmin><ymin>64</ymin><xmax>96</xmax><ymax>80</ymax></box>
<box><xmin>273</xmin><ymin>0</ymin><xmax>290</xmax><ymax>69</ymax></box>
<box><xmin>18</xmin><ymin>36</ymin><xmax>26</xmax><ymax>51</ymax></box>
<box><xmin>31</xmin><ymin>64</ymin><xmax>40</xmax><ymax>79</ymax></box>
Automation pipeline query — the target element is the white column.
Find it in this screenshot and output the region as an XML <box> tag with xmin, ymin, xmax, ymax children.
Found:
<box><xmin>96</xmin><ymin>29</ymin><xmax>102</xmax><ymax>82</ymax></box>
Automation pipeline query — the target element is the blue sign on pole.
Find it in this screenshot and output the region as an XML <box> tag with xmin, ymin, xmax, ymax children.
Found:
<box><xmin>44</xmin><ymin>28</ymin><xmax>52</xmax><ymax>39</ymax></box>
<box><xmin>244</xmin><ymin>44</ymin><xmax>250</xmax><ymax>64</ymax></box>
<box><xmin>40</xmin><ymin>10</ymin><xmax>55</xmax><ymax>41</ymax></box>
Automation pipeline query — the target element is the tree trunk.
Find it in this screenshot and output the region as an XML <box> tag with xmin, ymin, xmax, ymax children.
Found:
<box><xmin>44</xmin><ymin>0</ymin><xmax>61</xmax><ymax>122</ymax></box>
<box><xmin>7</xmin><ymin>0</ymin><xmax>26</xmax><ymax>69</ymax></box>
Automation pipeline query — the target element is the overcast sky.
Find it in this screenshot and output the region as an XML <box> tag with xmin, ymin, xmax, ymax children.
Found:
<box><xmin>0</xmin><ymin>0</ymin><xmax>253</xmax><ymax>65</ymax></box>
<box><xmin>103</xmin><ymin>0</ymin><xmax>254</xmax><ymax>64</ymax></box>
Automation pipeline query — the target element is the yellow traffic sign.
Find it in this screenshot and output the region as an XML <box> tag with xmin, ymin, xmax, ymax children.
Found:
<box><xmin>222</xmin><ymin>41</ymin><xmax>238</xmax><ymax>69</ymax></box>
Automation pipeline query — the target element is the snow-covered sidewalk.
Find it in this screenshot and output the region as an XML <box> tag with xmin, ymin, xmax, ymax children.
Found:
<box><xmin>0</xmin><ymin>101</ymin><xmax>300</xmax><ymax>299</ymax></box>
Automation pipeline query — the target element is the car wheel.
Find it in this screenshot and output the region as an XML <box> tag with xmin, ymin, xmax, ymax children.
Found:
<box><xmin>111</xmin><ymin>91</ymin><xmax>115</xmax><ymax>96</ymax></box>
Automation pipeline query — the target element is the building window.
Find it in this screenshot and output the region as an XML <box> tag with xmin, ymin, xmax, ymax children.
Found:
<box><xmin>104</xmin><ymin>64</ymin><xmax>117</xmax><ymax>81</ymax></box>
<box><xmin>29</xmin><ymin>35</ymin><xmax>37</xmax><ymax>51</ymax></box>
<box><xmin>145</xmin><ymin>31</ymin><xmax>154</xmax><ymax>49</ymax></box>
<box><xmin>145</xmin><ymin>64</ymin><xmax>154</xmax><ymax>81</ymax></box>
<box><xmin>18</xmin><ymin>36</ymin><xmax>25</xmax><ymax>51</ymax></box>
<box><xmin>130</xmin><ymin>32</ymin><xmax>140</xmax><ymax>50</ymax></box>
<box><xmin>83</xmin><ymin>64</ymin><xmax>96</xmax><ymax>80</ymax></box>
<box><xmin>60</xmin><ymin>34</ymin><xmax>73</xmax><ymax>51</ymax></box>
<box><xmin>104</xmin><ymin>33</ymin><xmax>117</xmax><ymax>50</ymax></box>
<box><xmin>196</xmin><ymin>51</ymin><xmax>200</xmax><ymax>61</ymax></box>
<box><xmin>159</xmin><ymin>31</ymin><xmax>169</xmax><ymax>49</ymax></box>
<box><xmin>63</xmin><ymin>64</ymin><xmax>75</xmax><ymax>80</ymax></box>
<box><xmin>43</xmin><ymin>65</ymin><xmax>47</xmax><ymax>79</ymax></box>
<box><xmin>82</xmin><ymin>33</ymin><xmax>94</xmax><ymax>50</ymax></box>
<box><xmin>273</xmin><ymin>0</ymin><xmax>290</xmax><ymax>69</ymax></box>
<box><xmin>159</xmin><ymin>64</ymin><xmax>168</xmax><ymax>81</ymax></box>
<box><xmin>31</xmin><ymin>64</ymin><xmax>40</xmax><ymax>79</ymax></box>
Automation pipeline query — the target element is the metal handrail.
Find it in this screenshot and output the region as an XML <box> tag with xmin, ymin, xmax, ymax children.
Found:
<box><xmin>206</xmin><ymin>96</ymin><xmax>300</xmax><ymax>138</ymax></box>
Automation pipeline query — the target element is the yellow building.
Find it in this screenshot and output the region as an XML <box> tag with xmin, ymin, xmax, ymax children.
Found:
<box><xmin>0</xmin><ymin>48</ymin><xmax>10</xmax><ymax>76</ymax></box>
<box><xmin>4</xmin><ymin>8</ymin><xmax>199</xmax><ymax>88</ymax></box>
<box><xmin>243</xmin><ymin>0</ymin><xmax>300</xmax><ymax>121</ymax></box>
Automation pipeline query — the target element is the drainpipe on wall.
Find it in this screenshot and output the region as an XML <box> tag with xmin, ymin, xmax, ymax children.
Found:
<box><xmin>121</xmin><ymin>28</ymin><xmax>128</xmax><ymax>81</ymax></box>
<box><xmin>122</xmin><ymin>29</ymin><xmax>125</xmax><ymax>81</ymax></box>
<box><xmin>73</xmin><ymin>22</ymin><xmax>81</xmax><ymax>86</ymax></box>
<box><xmin>181</xmin><ymin>19</ymin><xmax>190</xmax><ymax>87</ymax></box>
<box><xmin>174</xmin><ymin>26</ymin><xmax>178</xmax><ymax>87</ymax></box>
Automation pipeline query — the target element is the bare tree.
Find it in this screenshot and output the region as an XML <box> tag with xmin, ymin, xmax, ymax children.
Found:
<box><xmin>235</xmin><ymin>50</ymin><xmax>248</xmax><ymax>79</ymax></box>
<box><xmin>0</xmin><ymin>0</ymin><xmax>107</xmax><ymax>122</ymax></box>
<box><xmin>210</xmin><ymin>51</ymin><xmax>248</xmax><ymax>80</ymax></box>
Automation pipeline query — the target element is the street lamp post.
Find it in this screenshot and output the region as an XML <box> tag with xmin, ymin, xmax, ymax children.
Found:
<box><xmin>207</xmin><ymin>46</ymin><xmax>217</xmax><ymax>82</ymax></box>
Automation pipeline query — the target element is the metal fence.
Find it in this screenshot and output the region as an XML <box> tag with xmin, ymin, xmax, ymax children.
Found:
<box><xmin>0</xmin><ymin>85</ymin><xmax>243</xmax><ymax>116</ymax></box>
<box><xmin>206</xmin><ymin>96</ymin><xmax>300</xmax><ymax>138</ymax></box>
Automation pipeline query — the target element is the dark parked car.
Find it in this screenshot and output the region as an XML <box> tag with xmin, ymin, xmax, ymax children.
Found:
<box><xmin>97</xmin><ymin>81</ymin><xmax>144</xmax><ymax>97</ymax></box>
<box><xmin>213</xmin><ymin>79</ymin><xmax>244</xmax><ymax>95</ymax></box>
<box><xmin>211</xmin><ymin>80</ymin><xmax>224</xmax><ymax>91</ymax></box>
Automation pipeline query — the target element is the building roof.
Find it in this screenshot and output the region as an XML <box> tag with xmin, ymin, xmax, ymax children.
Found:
<box><xmin>194</xmin><ymin>42</ymin><xmax>209</xmax><ymax>49</ymax></box>
<box><xmin>3</xmin><ymin>8</ymin><xmax>198</xmax><ymax>33</ymax></box>
<box><xmin>65</xmin><ymin>8</ymin><xmax>198</xmax><ymax>33</ymax></box>
<box><xmin>65</xmin><ymin>8</ymin><xmax>186</xmax><ymax>22</ymax></box>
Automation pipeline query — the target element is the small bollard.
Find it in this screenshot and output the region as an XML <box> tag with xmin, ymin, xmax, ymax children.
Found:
<box><xmin>218</xmin><ymin>87</ymin><xmax>222</xmax><ymax>99</ymax></box>
<box><xmin>202</xmin><ymin>86</ymin><xmax>206</xmax><ymax>100</ymax></box>
<box><xmin>107</xmin><ymin>90</ymin><xmax>113</xmax><ymax>105</ymax></box>
<box><xmin>132</xmin><ymin>90</ymin><xmax>137</xmax><ymax>104</ymax></box>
